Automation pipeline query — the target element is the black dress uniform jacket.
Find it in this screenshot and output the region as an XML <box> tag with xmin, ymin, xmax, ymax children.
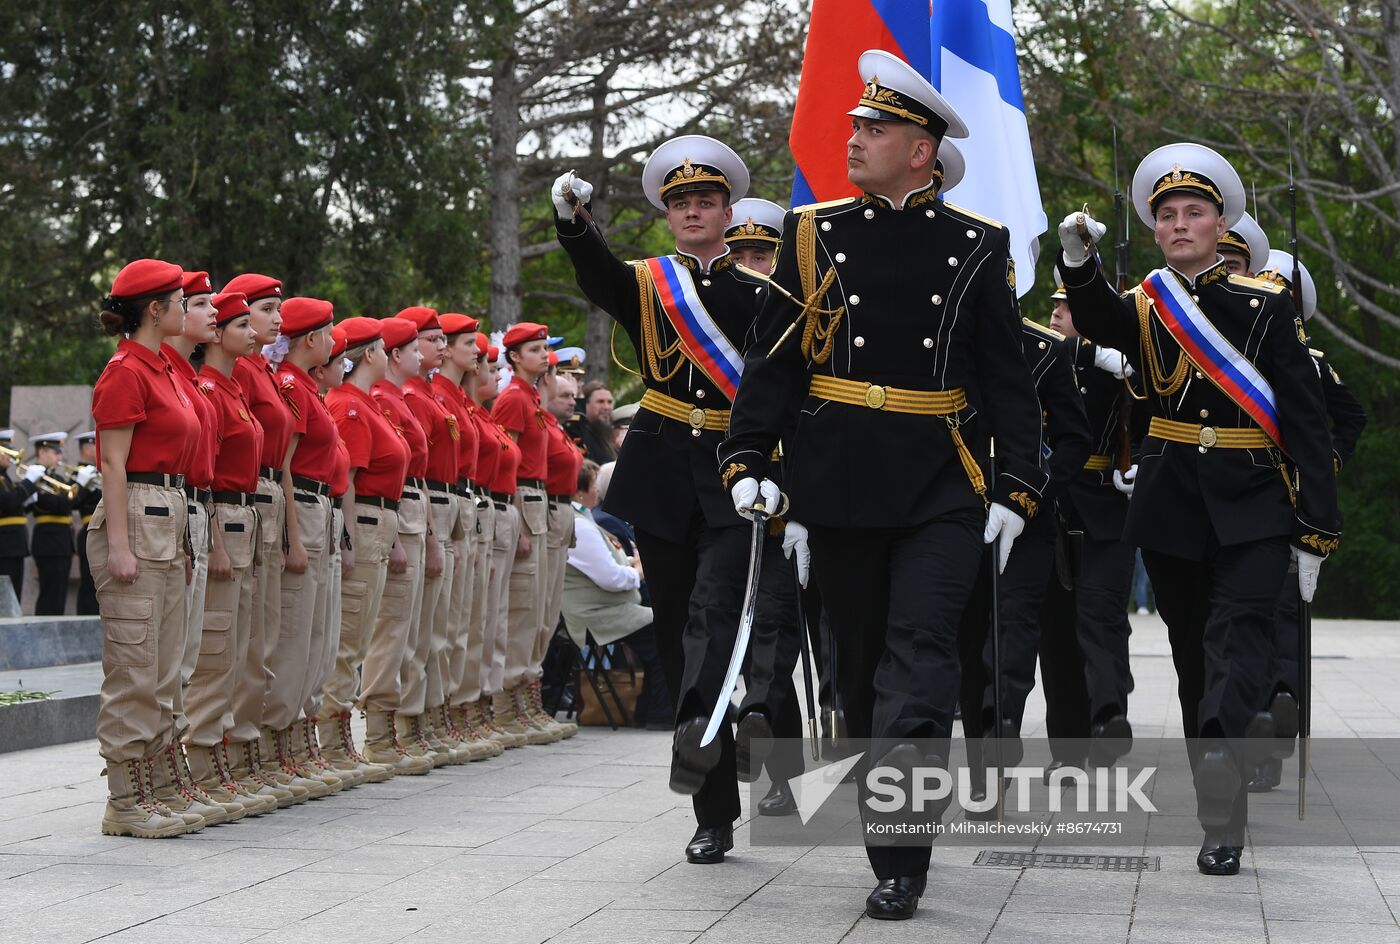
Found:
<box><xmin>722</xmin><ymin>190</ymin><xmax>1047</xmax><ymax>524</ymax></box>
<box><xmin>1061</xmin><ymin>256</ymin><xmax>1341</xmax><ymax>560</ymax></box>
<box><xmin>31</xmin><ymin>486</ymin><xmax>75</xmax><ymax>557</ymax></box>
<box><xmin>1063</xmin><ymin>339</ymin><xmax>1137</xmax><ymax>541</ymax></box>
<box><xmin>1309</xmin><ymin>348</ymin><xmax>1366</xmax><ymax>470</ymax></box>
<box><xmin>1021</xmin><ymin>320</ymin><xmax>1092</xmax><ymax>498</ymax></box>
<box><xmin>0</xmin><ymin>473</ymin><xmax>37</xmax><ymax>558</ymax></box>
<box><xmin>556</xmin><ymin>213</ymin><xmax>767</xmax><ymax>543</ymax></box>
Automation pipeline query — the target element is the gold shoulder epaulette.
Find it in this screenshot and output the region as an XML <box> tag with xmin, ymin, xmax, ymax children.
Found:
<box><xmin>1308</xmin><ymin>347</ymin><xmax>1326</xmax><ymax>358</ymax></box>
<box><xmin>939</xmin><ymin>201</ymin><xmax>1005</xmax><ymax>229</ymax></box>
<box><xmin>1228</xmin><ymin>273</ymin><xmax>1284</xmax><ymax>293</ymax></box>
<box><xmin>1022</xmin><ymin>317</ymin><xmax>1064</xmax><ymax>340</ymax></box>
<box><xmin>792</xmin><ymin>196</ymin><xmax>856</xmax><ymax>214</ymax></box>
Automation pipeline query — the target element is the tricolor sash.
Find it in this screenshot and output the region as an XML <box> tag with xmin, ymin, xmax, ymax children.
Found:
<box><xmin>1140</xmin><ymin>268</ymin><xmax>1286</xmax><ymax>450</ymax></box>
<box><xmin>642</xmin><ymin>256</ymin><xmax>744</xmax><ymax>402</ymax></box>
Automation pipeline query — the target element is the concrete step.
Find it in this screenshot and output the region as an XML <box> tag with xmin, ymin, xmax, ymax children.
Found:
<box><xmin>0</xmin><ymin>615</ymin><xmax>103</xmax><ymax>670</ymax></box>
<box><xmin>0</xmin><ymin>660</ymin><xmax>101</xmax><ymax>753</ymax></box>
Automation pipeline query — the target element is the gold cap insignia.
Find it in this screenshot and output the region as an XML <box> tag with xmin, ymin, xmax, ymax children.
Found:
<box><xmin>1170</xmin><ymin>163</ymin><xmax>1184</xmax><ymax>182</ymax></box>
<box><xmin>681</xmin><ymin>157</ymin><xmax>696</xmax><ymax>178</ymax></box>
<box><xmin>743</xmin><ymin>219</ymin><xmax>757</xmax><ymax>234</ymax></box>
<box><xmin>864</xmin><ymin>76</ymin><xmax>880</xmax><ymax>99</ymax></box>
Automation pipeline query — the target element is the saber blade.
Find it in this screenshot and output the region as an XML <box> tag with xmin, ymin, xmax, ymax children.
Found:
<box><xmin>700</xmin><ymin>507</ymin><xmax>768</xmax><ymax>748</ymax></box>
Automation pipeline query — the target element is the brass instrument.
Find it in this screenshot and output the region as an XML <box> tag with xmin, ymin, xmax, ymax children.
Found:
<box><xmin>17</xmin><ymin>464</ymin><xmax>79</xmax><ymax>500</ymax></box>
<box><xmin>0</xmin><ymin>444</ymin><xmax>21</xmax><ymax>462</ymax></box>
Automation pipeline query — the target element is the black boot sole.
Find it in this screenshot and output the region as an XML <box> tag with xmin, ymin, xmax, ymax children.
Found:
<box><xmin>1194</xmin><ymin>752</ymin><xmax>1241</xmax><ymax>827</ymax></box>
<box><xmin>1088</xmin><ymin>715</ymin><xmax>1133</xmax><ymax>767</ymax></box>
<box><xmin>670</xmin><ymin>718</ymin><xmax>722</xmax><ymax>796</ymax></box>
<box><xmin>735</xmin><ymin>713</ymin><xmax>773</xmax><ymax>784</ymax></box>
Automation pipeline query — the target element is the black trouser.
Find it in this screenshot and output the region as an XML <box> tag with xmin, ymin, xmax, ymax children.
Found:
<box><xmin>1073</xmin><ymin>536</ymin><xmax>1135</xmax><ymax>723</ymax></box>
<box><xmin>34</xmin><ymin>554</ymin><xmax>71</xmax><ymax>616</ymax></box>
<box><xmin>0</xmin><ymin>555</ymin><xmax>23</xmax><ymax>607</ymax></box>
<box><xmin>1268</xmin><ymin>579</ymin><xmax>1302</xmax><ymax>704</ymax></box>
<box><xmin>958</xmin><ymin>513</ymin><xmax>1056</xmax><ymax>739</ymax></box>
<box><xmin>634</xmin><ymin>519</ymin><xmax>791</xmax><ymax>829</ymax></box>
<box><xmin>76</xmin><ymin>525</ymin><xmax>99</xmax><ymax>616</ymax></box>
<box><xmin>1039</xmin><ymin>573</ymin><xmax>1091</xmax><ymax>765</ymax></box>
<box><xmin>1143</xmin><ymin>537</ymin><xmax>1289</xmax><ymax>833</ymax></box>
<box><xmin>809</xmin><ymin>509</ymin><xmax>984</xmax><ymax>882</ymax></box>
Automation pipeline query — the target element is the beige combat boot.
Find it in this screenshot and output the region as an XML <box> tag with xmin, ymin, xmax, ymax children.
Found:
<box><xmin>395</xmin><ymin>713</ymin><xmax>446</xmax><ymax>768</ymax></box>
<box><xmin>101</xmin><ymin>757</ymin><xmax>194</xmax><ymax>838</ymax></box>
<box><xmin>363</xmin><ymin>710</ymin><xmax>433</xmax><ymax>775</ymax></box>
<box><xmin>439</xmin><ymin>704</ymin><xmax>492</xmax><ymax>761</ymax></box>
<box><xmin>144</xmin><ymin>753</ymin><xmax>211</xmax><ymax>830</ymax></box>
<box><xmin>152</xmin><ymin>741</ymin><xmax>234</xmax><ymax>826</ymax></box>
<box><xmin>509</xmin><ymin>684</ymin><xmax>561</xmax><ymax>745</ymax></box>
<box><xmin>452</xmin><ymin>703</ymin><xmax>504</xmax><ymax>759</ymax></box>
<box><xmin>426</xmin><ymin>706</ymin><xmax>471</xmax><ymax>765</ymax></box>
<box><xmin>230</xmin><ymin>740</ymin><xmax>299</xmax><ymax>809</ymax></box>
<box><xmin>257</xmin><ymin>727</ymin><xmax>324</xmax><ymax>800</ymax></box>
<box><xmin>318</xmin><ymin>713</ymin><xmax>394</xmax><ymax>784</ymax></box>
<box><xmin>172</xmin><ymin>741</ymin><xmax>247</xmax><ymax>822</ymax></box>
<box><xmin>288</xmin><ymin>722</ymin><xmax>347</xmax><ymax>793</ymax></box>
<box><xmin>302</xmin><ymin>718</ymin><xmax>362</xmax><ymax>788</ymax></box>
<box><xmin>526</xmin><ymin>679</ymin><xmax>577</xmax><ymax>739</ymax></box>
<box><xmin>481</xmin><ymin>695</ymin><xmax>527</xmax><ymax>749</ymax></box>
<box><xmin>210</xmin><ymin>742</ymin><xmax>279</xmax><ymax>815</ymax></box>
<box><xmin>187</xmin><ymin>743</ymin><xmax>262</xmax><ymax>818</ymax></box>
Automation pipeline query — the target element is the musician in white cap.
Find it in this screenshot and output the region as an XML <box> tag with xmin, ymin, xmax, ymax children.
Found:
<box><xmin>0</xmin><ymin>428</ymin><xmax>44</xmax><ymax>604</ymax></box>
<box><xmin>550</xmin><ymin>135</ymin><xmax>794</xmax><ymax>866</ymax></box>
<box><xmin>724</xmin><ymin>197</ymin><xmax>785</xmax><ymax>274</ymax></box>
<box><xmin>29</xmin><ymin>431</ymin><xmax>77</xmax><ymax>615</ymax></box>
<box><xmin>1058</xmin><ymin>142</ymin><xmax>1340</xmax><ymax>876</ymax></box>
<box><xmin>722</xmin><ymin>49</ymin><xmax>1047</xmax><ymax>919</ymax></box>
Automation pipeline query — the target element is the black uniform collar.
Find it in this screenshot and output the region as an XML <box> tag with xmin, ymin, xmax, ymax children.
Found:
<box><xmin>674</xmin><ymin>246</ymin><xmax>733</xmax><ymax>275</ymax></box>
<box><xmin>1166</xmin><ymin>256</ymin><xmax>1230</xmax><ymax>290</ymax></box>
<box><xmin>864</xmin><ymin>180</ymin><xmax>940</xmax><ymax>211</ymax></box>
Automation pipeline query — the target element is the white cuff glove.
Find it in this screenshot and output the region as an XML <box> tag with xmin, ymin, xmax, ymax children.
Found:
<box><xmin>1093</xmin><ymin>345</ymin><xmax>1134</xmax><ymax>379</ymax></box>
<box><xmin>1113</xmin><ymin>464</ymin><xmax>1137</xmax><ymax>497</ymax></box>
<box><xmin>782</xmin><ymin>521</ymin><xmax>811</xmax><ymax>588</ymax></box>
<box><xmin>76</xmin><ymin>465</ymin><xmax>98</xmax><ymax>488</ymax></box>
<box><xmin>1058</xmin><ymin>211</ymin><xmax>1107</xmax><ymax>269</ymax></box>
<box><xmin>982</xmin><ymin>502</ymin><xmax>1025</xmax><ymax>574</ymax></box>
<box><xmin>730</xmin><ymin>476</ymin><xmax>781</xmax><ymax>520</ymax></box>
<box><xmin>551</xmin><ymin>171</ymin><xmax>593</xmax><ymax>220</ymax></box>
<box><xmin>23</xmin><ymin>464</ymin><xmax>45</xmax><ymax>484</ymax></box>
<box><xmin>1293</xmin><ymin>547</ymin><xmax>1324</xmax><ymax>603</ymax></box>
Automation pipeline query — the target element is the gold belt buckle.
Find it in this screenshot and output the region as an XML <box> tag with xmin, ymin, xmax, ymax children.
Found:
<box><xmin>687</xmin><ymin>407</ymin><xmax>706</xmax><ymax>430</ymax></box>
<box><xmin>864</xmin><ymin>384</ymin><xmax>887</xmax><ymax>409</ymax></box>
<box><xmin>1198</xmin><ymin>426</ymin><xmax>1218</xmax><ymax>448</ymax></box>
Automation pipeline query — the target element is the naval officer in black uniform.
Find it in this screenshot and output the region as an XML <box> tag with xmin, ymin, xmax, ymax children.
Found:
<box><xmin>28</xmin><ymin>432</ymin><xmax>77</xmax><ymax>616</ymax></box>
<box><xmin>550</xmin><ymin>135</ymin><xmax>794</xmax><ymax>865</ymax></box>
<box><xmin>0</xmin><ymin>429</ymin><xmax>45</xmax><ymax>605</ymax></box>
<box><xmin>721</xmin><ymin>50</ymin><xmax>1047</xmax><ymax>920</ymax></box>
<box><xmin>73</xmin><ymin>431</ymin><xmax>102</xmax><ymax>616</ymax></box>
<box><xmin>1059</xmin><ymin>143</ymin><xmax>1341</xmax><ymax>876</ymax></box>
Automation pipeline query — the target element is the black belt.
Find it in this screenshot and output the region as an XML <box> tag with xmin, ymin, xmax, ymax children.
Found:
<box><xmin>494</xmin><ymin>501</ymin><xmax>509</xmax><ymax>511</ymax></box>
<box><xmin>405</xmin><ymin>475</ymin><xmax>426</xmax><ymax>491</ymax></box>
<box><xmin>293</xmin><ymin>492</ymin><xmax>327</xmax><ymax>505</ymax></box>
<box><xmin>517</xmin><ymin>478</ymin><xmax>546</xmax><ymax>490</ymax></box>
<box><xmin>356</xmin><ymin>495</ymin><xmax>400</xmax><ymax>511</ymax></box>
<box><xmin>490</xmin><ymin>490</ymin><xmax>511</xmax><ymax>503</ymax></box>
<box><xmin>211</xmin><ymin>491</ymin><xmax>257</xmax><ymax>506</ymax></box>
<box><xmin>293</xmin><ymin>474</ymin><xmax>331</xmax><ymax>497</ymax></box>
<box><xmin>259</xmin><ymin>466</ymin><xmax>278</xmax><ymax>480</ymax></box>
<box><xmin>183</xmin><ymin>484</ymin><xmax>212</xmax><ymax>503</ymax></box>
<box><xmin>429</xmin><ymin>495</ymin><xmax>451</xmax><ymax>505</ymax></box>
<box><xmin>332</xmin><ymin>497</ymin><xmax>342</xmax><ymax>510</ymax></box>
<box><xmin>549</xmin><ymin>494</ymin><xmax>571</xmax><ymax>503</ymax></box>
<box><xmin>426</xmin><ymin>478</ymin><xmax>453</xmax><ymax>492</ymax></box>
<box><xmin>401</xmin><ymin>489</ymin><xmax>422</xmax><ymax>501</ymax></box>
<box><xmin>128</xmin><ymin>472</ymin><xmax>184</xmax><ymax>489</ymax></box>
<box><xmin>253</xmin><ymin>493</ymin><xmax>274</xmax><ymax>504</ymax></box>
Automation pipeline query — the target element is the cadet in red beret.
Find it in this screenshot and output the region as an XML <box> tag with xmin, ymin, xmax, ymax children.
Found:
<box><xmin>90</xmin><ymin>259</ymin><xmax>206</xmax><ymax>839</ymax></box>
<box><xmin>396</xmin><ymin>306</ymin><xmax>442</xmax><ymax>333</ymax></box>
<box><xmin>490</xmin><ymin>322</ymin><xmax>559</xmax><ymax>744</ymax></box>
<box><xmin>183</xmin><ymin>291</ymin><xmax>276</xmax><ymax>814</ymax></box>
<box><xmin>268</xmin><ymin>298</ymin><xmax>346</xmax><ymax>794</ymax></box>
<box><xmin>321</xmin><ymin>318</ymin><xmax>426</xmax><ymax>774</ymax></box>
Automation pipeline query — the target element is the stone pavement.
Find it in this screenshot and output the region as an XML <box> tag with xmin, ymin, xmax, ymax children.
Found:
<box><xmin>3</xmin><ymin>614</ymin><xmax>1400</xmax><ymax>944</ymax></box>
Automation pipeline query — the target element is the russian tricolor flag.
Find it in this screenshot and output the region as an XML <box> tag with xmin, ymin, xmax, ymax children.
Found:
<box><xmin>788</xmin><ymin>0</ymin><xmax>1045</xmax><ymax>296</ymax></box>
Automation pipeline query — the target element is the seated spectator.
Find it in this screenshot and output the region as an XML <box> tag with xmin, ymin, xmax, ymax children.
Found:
<box><xmin>572</xmin><ymin>381</ymin><xmax>618</xmax><ymax>463</ymax></box>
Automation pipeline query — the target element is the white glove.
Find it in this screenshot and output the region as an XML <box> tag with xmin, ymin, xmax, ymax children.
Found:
<box><xmin>23</xmin><ymin>464</ymin><xmax>44</xmax><ymax>484</ymax></box>
<box><xmin>982</xmin><ymin>502</ymin><xmax>1025</xmax><ymax>574</ymax></box>
<box><xmin>782</xmin><ymin>521</ymin><xmax>811</xmax><ymax>588</ymax></box>
<box><xmin>1093</xmin><ymin>345</ymin><xmax>1135</xmax><ymax>379</ymax></box>
<box><xmin>76</xmin><ymin>465</ymin><xmax>98</xmax><ymax>488</ymax></box>
<box><xmin>551</xmin><ymin>171</ymin><xmax>593</xmax><ymax>220</ymax></box>
<box><xmin>1113</xmin><ymin>464</ymin><xmax>1137</xmax><ymax>497</ymax></box>
<box><xmin>730</xmin><ymin>476</ymin><xmax>781</xmax><ymax>520</ymax></box>
<box><xmin>1058</xmin><ymin>211</ymin><xmax>1107</xmax><ymax>268</ymax></box>
<box><xmin>1293</xmin><ymin>547</ymin><xmax>1324</xmax><ymax>603</ymax></box>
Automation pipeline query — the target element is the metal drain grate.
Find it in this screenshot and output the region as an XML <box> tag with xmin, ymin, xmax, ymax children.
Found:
<box><xmin>974</xmin><ymin>851</ymin><xmax>1159</xmax><ymax>872</ymax></box>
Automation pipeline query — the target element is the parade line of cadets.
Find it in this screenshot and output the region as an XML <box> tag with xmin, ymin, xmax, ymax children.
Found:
<box><xmin>87</xmin><ymin>259</ymin><xmax>583</xmax><ymax>838</ymax></box>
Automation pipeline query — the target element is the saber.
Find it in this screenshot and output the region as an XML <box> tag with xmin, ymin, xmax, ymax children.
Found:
<box><xmin>1073</xmin><ymin>202</ymin><xmax>1095</xmax><ymax>252</ymax></box>
<box><xmin>560</xmin><ymin>170</ymin><xmax>595</xmax><ymax>226</ymax></box>
<box><xmin>795</xmin><ymin>576</ymin><xmax>820</xmax><ymax>761</ymax></box>
<box><xmin>731</xmin><ymin>264</ymin><xmax>812</xmax><ymax>359</ymax></box>
<box><xmin>988</xmin><ymin>438</ymin><xmax>1006</xmax><ymax>822</ymax></box>
<box><xmin>700</xmin><ymin>501</ymin><xmax>769</xmax><ymax>748</ymax></box>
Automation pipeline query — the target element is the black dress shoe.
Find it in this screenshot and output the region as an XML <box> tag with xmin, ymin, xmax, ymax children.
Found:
<box><xmin>685</xmin><ymin>825</ymin><xmax>733</xmax><ymax>864</ymax></box>
<box><xmin>990</xmin><ymin>718</ymin><xmax>1024</xmax><ymax>768</ymax></box>
<box><xmin>865</xmin><ymin>875</ymin><xmax>926</xmax><ymax>920</ymax></box>
<box><xmin>1270</xmin><ymin>691</ymin><xmax>1299</xmax><ymax>741</ymax></box>
<box><xmin>1247</xmin><ymin>757</ymin><xmax>1282</xmax><ymax>793</ymax></box>
<box><xmin>965</xmin><ymin>778</ymin><xmax>1010</xmax><ymax>821</ymax></box>
<box><xmin>757</xmin><ymin>780</ymin><xmax>798</xmax><ymax>817</ymax></box>
<box><xmin>1197</xmin><ymin>839</ymin><xmax>1242</xmax><ymax>876</ymax></box>
<box><xmin>670</xmin><ymin>717</ymin><xmax>722</xmax><ymax>796</ymax></box>
<box><xmin>1043</xmin><ymin>760</ymin><xmax>1085</xmax><ymax>787</ymax></box>
<box><xmin>1194</xmin><ymin>749</ymin><xmax>1241</xmax><ymax>827</ymax></box>
<box><xmin>1088</xmin><ymin>714</ymin><xmax>1133</xmax><ymax>767</ymax></box>
<box><xmin>735</xmin><ymin>711</ymin><xmax>773</xmax><ymax>783</ymax></box>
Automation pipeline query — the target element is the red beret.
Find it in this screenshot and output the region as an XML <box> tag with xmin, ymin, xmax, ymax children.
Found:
<box><xmin>487</xmin><ymin>344</ymin><xmax>500</xmax><ymax>362</ymax></box>
<box><xmin>280</xmin><ymin>297</ymin><xmax>335</xmax><ymax>337</ymax></box>
<box><xmin>439</xmin><ymin>313</ymin><xmax>480</xmax><ymax>336</ymax></box>
<box><xmin>183</xmin><ymin>270</ymin><xmax>214</xmax><ymax>297</ymax></box>
<box><xmin>111</xmin><ymin>259</ymin><xmax>184</xmax><ymax>299</ymax></box>
<box><xmin>330</xmin><ymin>325</ymin><xmax>348</xmax><ymax>359</ymax></box>
<box><xmin>501</xmin><ymin>322</ymin><xmax>549</xmax><ymax>349</ymax></box>
<box><xmin>396</xmin><ymin>306</ymin><xmax>442</xmax><ymax>332</ymax></box>
<box><xmin>379</xmin><ymin>316</ymin><xmax>418</xmax><ymax>351</ymax></box>
<box><xmin>212</xmin><ymin>292</ymin><xmax>250</xmax><ymax>326</ymax></box>
<box><xmin>223</xmin><ymin>272</ymin><xmax>283</xmax><ymax>303</ymax></box>
<box><xmin>338</xmin><ymin>317</ymin><xmax>383</xmax><ymax>349</ymax></box>
<box><xmin>474</xmin><ymin>332</ymin><xmax>489</xmax><ymax>355</ymax></box>
<box><xmin>548</xmin><ymin>351</ymin><xmax>559</xmax><ymax>367</ymax></box>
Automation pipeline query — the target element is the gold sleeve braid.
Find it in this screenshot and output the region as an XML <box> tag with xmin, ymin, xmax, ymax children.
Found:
<box><xmin>1134</xmin><ymin>289</ymin><xmax>1189</xmax><ymax>397</ymax></box>
<box><xmin>632</xmin><ymin>263</ymin><xmax>686</xmax><ymax>383</ymax></box>
<box><xmin>795</xmin><ymin>210</ymin><xmax>845</xmax><ymax>365</ymax></box>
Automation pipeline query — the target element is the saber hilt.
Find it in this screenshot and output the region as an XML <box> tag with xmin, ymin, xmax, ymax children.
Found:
<box><xmin>560</xmin><ymin>170</ymin><xmax>595</xmax><ymax>226</ymax></box>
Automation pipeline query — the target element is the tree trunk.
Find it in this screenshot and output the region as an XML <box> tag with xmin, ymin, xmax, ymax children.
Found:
<box><xmin>488</xmin><ymin>48</ymin><xmax>522</xmax><ymax>332</ymax></box>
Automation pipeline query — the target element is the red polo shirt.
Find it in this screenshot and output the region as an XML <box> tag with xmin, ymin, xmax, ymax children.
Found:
<box><xmin>91</xmin><ymin>340</ymin><xmax>201</xmax><ymax>475</ymax></box>
<box><xmin>329</xmin><ymin>439</ymin><xmax>350</xmax><ymax>498</ymax></box>
<box><xmin>198</xmin><ymin>366</ymin><xmax>264</xmax><ymax>494</ymax></box>
<box><xmin>492</xmin><ymin>375</ymin><xmax>547</xmax><ymax>481</ymax></box>
<box><xmin>161</xmin><ymin>345</ymin><xmax>217</xmax><ymax>489</ymax></box>
<box><xmin>488</xmin><ymin>420</ymin><xmax>521</xmax><ymax>495</ymax></box>
<box><xmin>326</xmin><ymin>384</ymin><xmax>408</xmax><ymax>500</ymax></box>
<box><xmin>470</xmin><ymin>406</ymin><xmax>500</xmax><ymax>492</ymax></box>
<box><xmin>277</xmin><ymin>360</ymin><xmax>340</xmax><ymax>485</ymax></box>
<box><xmin>429</xmin><ymin>373</ymin><xmax>480</xmax><ymax>485</ymax></box>
<box><xmin>543</xmin><ymin>412</ymin><xmax>583</xmax><ymax>498</ymax></box>
<box><xmin>234</xmin><ymin>353</ymin><xmax>295</xmax><ymax>474</ymax></box>
<box><xmin>403</xmin><ymin>375</ymin><xmax>458</xmax><ymax>485</ymax></box>
<box><xmin>371</xmin><ymin>380</ymin><xmax>429</xmax><ymax>481</ymax></box>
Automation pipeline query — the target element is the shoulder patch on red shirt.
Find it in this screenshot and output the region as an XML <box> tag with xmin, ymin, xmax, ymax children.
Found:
<box><xmin>198</xmin><ymin>379</ymin><xmax>216</xmax><ymax>396</ymax></box>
